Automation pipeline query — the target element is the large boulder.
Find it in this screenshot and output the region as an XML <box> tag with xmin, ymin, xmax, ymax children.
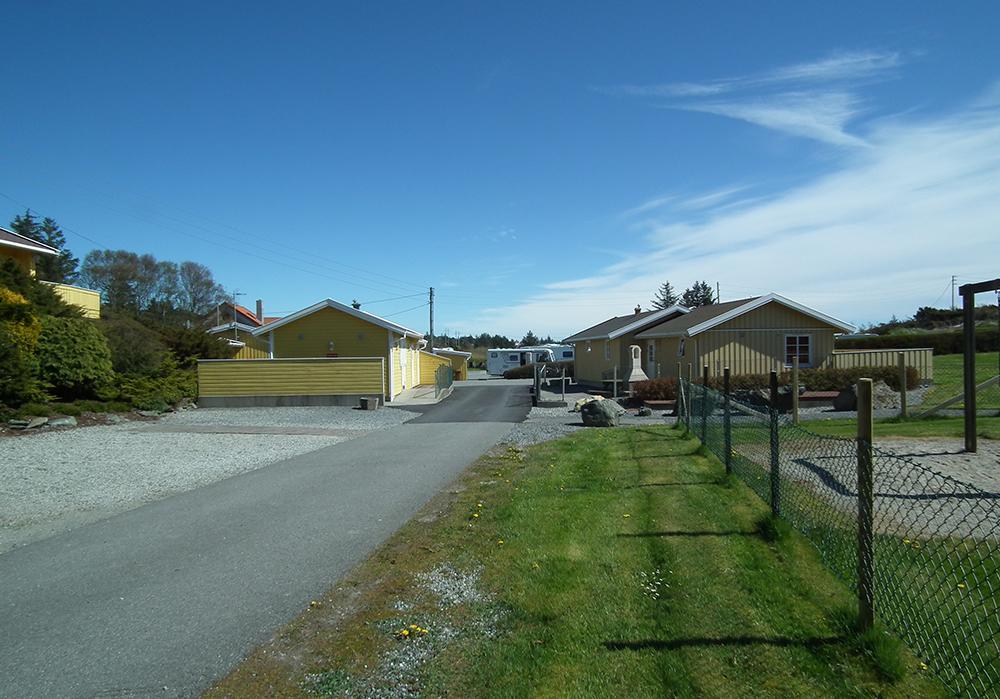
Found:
<box><xmin>581</xmin><ymin>399</ymin><xmax>625</xmax><ymax>427</ymax></box>
<box><xmin>872</xmin><ymin>380</ymin><xmax>901</xmax><ymax>410</ymax></box>
<box><xmin>833</xmin><ymin>386</ymin><xmax>857</xmax><ymax>412</ymax></box>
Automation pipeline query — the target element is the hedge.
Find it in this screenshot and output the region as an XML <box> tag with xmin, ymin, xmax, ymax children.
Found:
<box><xmin>35</xmin><ymin>316</ymin><xmax>115</xmax><ymax>400</ymax></box>
<box><xmin>702</xmin><ymin>365</ymin><xmax>920</xmax><ymax>393</ymax></box>
<box><xmin>632</xmin><ymin>377</ymin><xmax>678</xmax><ymax>401</ymax></box>
<box><xmin>503</xmin><ymin>360</ymin><xmax>575</xmax><ymax>380</ymax></box>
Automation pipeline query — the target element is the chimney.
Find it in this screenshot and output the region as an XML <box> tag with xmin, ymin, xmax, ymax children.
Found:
<box><xmin>256</xmin><ymin>299</ymin><xmax>263</xmax><ymax>324</ymax></box>
<box><xmin>634</xmin><ymin>304</ymin><xmax>642</xmax><ymax>316</ymax></box>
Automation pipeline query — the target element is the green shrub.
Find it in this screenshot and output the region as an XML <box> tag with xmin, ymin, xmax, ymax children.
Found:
<box><xmin>14</xmin><ymin>402</ymin><xmax>51</xmax><ymax>418</ymax></box>
<box><xmin>705</xmin><ymin>366</ymin><xmax>919</xmax><ymax>393</ymax></box>
<box><xmin>35</xmin><ymin>316</ymin><xmax>115</xmax><ymax>400</ymax></box>
<box><xmin>157</xmin><ymin>325</ymin><xmax>238</xmax><ymax>368</ymax></box>
<box><xmin>0</xmin><ymin>259</ymin><xmax>82</xmax><ymax>318</ymax></box>
<box><xmin>118</xmin><ymin>367</ymin><xmax>197</xmax><ymax>411</ymax></box>
<box><xmin>99</xmin><ymin>313</ymin><xmax>168</xmax><ymax>375</ymax></box>
<box><xmin>502</xmin><ymin>360</ymin><xmax>574</xmax><ymax>380</ymax></box>
<box><xmin>632</xmin><ymin>377</ymin><xmax>678</xmax><ymax>401</ymax></box>
<box><xmin>0</xmin><ymin>287</ymin><xmax>43</xmax><ymax>405</ymax></box>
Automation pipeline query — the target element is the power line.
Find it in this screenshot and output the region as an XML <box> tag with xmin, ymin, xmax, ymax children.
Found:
<box><xmin>0</xmin><ymin>190</ymin><xmax>110</xmax><ymax>248</ymax></box>
<box><xmin>356</xmin><ymin>292</ymin><xmax>427</xmax><ymax>305</ymax></box>
<box><xmin>382</xmin><ymin>302</ymin><xmax>429</xmax><ymax>318</ymax></box>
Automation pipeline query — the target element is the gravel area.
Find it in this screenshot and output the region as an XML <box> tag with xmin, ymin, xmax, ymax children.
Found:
<box><xmin>0</xmin><ymin>406</ymin><xmax>417</xmax><ymax>552</ymax></box>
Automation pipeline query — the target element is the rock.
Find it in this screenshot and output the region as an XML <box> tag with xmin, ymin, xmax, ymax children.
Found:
<box><xmin>106</xmin><ymin>414</ymin><xmax>125</xmax><ymax>424</ymax></box>
<box><xmin>573</xmin><ymin>395</ymin><xmax>603</xmax><ymax>412</ymax></box>
<box><xmin>581</xmin><ymin>399</ymin><xmax>625</xmax><ymax>427</ymax></box>
<box><xmin>26</xmin><ymin>417</ymin><xmax>49</xmax><ymax>429</ymax></box>
<box><xmin>833</xmin><ymin>386</ymin><xmax>857</xmax><ymax>411</ymax></box>
<box><xmin>48</xmin><ymin>416</ymin><xmax>78</xmax><ymax>428</ymax></box>
<box><xmin>872</xmin><ymin>380</ymin><xmax>901</xmax><ymax>410</ymax></box>
<box><xmin>137</xmin><ymin>410</ymin><xmax>162</xmax><ymax>418</ymax></box>
<box><xmin>637</xmin><ymin>407</ymin><xmax>653</xmax><ymax>417</ymax></box>
<box><xmin>7</xmin><ymin>419</ymin><xmax>30</xmax><ymax>430</ymax></box>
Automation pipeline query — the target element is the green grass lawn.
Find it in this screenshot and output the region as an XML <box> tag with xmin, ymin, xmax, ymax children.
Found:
<box><xmin>923</xmin><ymin>352</ymin><xmax>1000</xmax><ymax>410</ymax></box>
<box><xmin>802</xmin><ymin>415</ymin><xmax>1000</xmax><ymax>440</ymax></box>
<box><xmin>208</xmin><ymin>427</ymin><xmax>947</xmax><ymax>698</ymax></box>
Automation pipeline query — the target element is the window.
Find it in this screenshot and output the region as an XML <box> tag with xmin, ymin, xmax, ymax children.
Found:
<box><xmin>677</xmin><ymin>338</ymin><xmax>686</xmax><ymax>357</ymax></box>
<box><xmin>648</xmin><ymin>343</ymin><xmax>656</xmax><ymax>361</ymax></box>
<box><xmin>785</xmin><ymin>335</ymin><xmax>811</xmax><ymax>367</ymax></box>
<box><xmin>562</xmin><ymin>350</ymin><xmax>573</xmax><ymax>359</ymax></box>
<box><xmin>508</xmin><ymin>353</ymin><xmax>519</xmax><ymax>362</ymax></box>
<box><xmin>490</xmin><ymin>352</ymin><xmax>498</xmax><ymax>358</ymax></box>
<box><xmin>604</xmin><ymin>341</ymin><xmax>611</xmax><ymax>361</ymax></box>
<box><xmin>586</xmin><ymin>341</ymin><xmax>592</xmax><ymax>352</ymax></box>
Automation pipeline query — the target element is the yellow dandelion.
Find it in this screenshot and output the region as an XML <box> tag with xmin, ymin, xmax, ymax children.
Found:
<box><xmin>919</xmin><ymin>662</ymin><xmax>928</xmax><ymax>671</ymax></box>
<box><xmin>623</xmin><ymin>513</ymin><xmax>631</xmax><ymax>518</ymax></box>
<box><xmin>532</xmin><ymin>562</ymin><xmax>540</xmax><ymax>569</ymax></box>
<box><xmin>903</xmin><ymin>539</ymin><xmax>911</xmax><ymax>545</ymax></box>
<box><xmin>472</xmin><ymin>513</ymin><xmax>479</xmax><ymax>518</ymax></box>
<box><xmin>477</xmin><ymin>502</ymin><xmax>484</xmax><ymax>508</ymax></box>
<box><xmin>498</xmin><ymin>539</ymin><xmax>505</xmax><ymax>546</ymax></box>
<box><xmin>958</xmin><ymin>583</ymin><xmax>966</xmax><ymax>590</ymax></box>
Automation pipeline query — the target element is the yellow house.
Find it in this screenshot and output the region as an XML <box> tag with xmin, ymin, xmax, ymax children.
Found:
<box><xmin>0</xmin><ymin>226</ymin><xmax>101</xmax><ymax>318</ymax></box>
<box><xmin>563</xmin><ymin>304</ymin><xmax>689</xmax><ymax>388</ymax></box>
<box><xmin>251</xmin><ymin>298</ymin><xmax>426</xmax><ymax>402</ymax></box>
<box><xmin>634</xmin><ymin>294</ymin><xmax>855</xmax><ymax>379</ymax></box>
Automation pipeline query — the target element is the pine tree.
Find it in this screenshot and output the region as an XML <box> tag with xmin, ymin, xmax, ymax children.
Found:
<box><xmin>35</xmin><ymin>217</ymin><xmax>79</xmax><ymax>283</ymax></box>
<box><xmin>520</xmin><ymin>330</ymin><xmax>540</xmax><ymax>347</ymax></box>
<box><xmin>10</xmin><ymin>210</ymin><xmax>40</xmax><ymax>242</ymax></box>
<box><xmin>650</xmin><ymin>281</ymin><xmax>679</xmax><ymax>309</ymax></box>
<box><xmin>681</xmin><ymin>281</ymin><xmax>716</xmax><ymax>307</ymax></box>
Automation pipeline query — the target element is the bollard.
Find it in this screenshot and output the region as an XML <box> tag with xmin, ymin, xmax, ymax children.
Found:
<box><xmin>769</xmin><ymin>370</ymin><xmax>780</xmax><ymax>518</ymax></box>
<box><xmin>723</xmin><ymin>367</ymin><xmax>732</xmax><ymax>474</ymax></box>
<box><xmin>898</xmin><ymin>352</ymin><xmax>908</xmax><ymax>419</ymax></box>
<box><xmin>856</xmin><ymin>378</ymin><xmax>875</xmax><ymax>632</ymax></box>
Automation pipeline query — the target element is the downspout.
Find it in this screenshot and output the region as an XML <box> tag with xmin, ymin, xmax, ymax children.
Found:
<box><xmin>386</xmin><ymin>332</ymin><xmax>395</xmax><ymax>402</ymax></box>
<box><xmin>268</xmin><ymin>331</ymin><xmax>274</xmax><ymax>359</ymax></box>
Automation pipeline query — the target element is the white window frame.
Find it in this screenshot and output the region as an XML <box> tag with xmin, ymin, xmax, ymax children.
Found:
<box><xmin>784</xmin><ymin>334</ymin><xmax>812</xmax><ymax>368</ymax></box>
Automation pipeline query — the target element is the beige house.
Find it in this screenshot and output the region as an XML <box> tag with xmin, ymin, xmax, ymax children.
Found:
<box><xmin>564</xmin><ymin>304</ymin><xmax>689</xmax><ymax>387</ymax></box>
<box><xmin>634</xmin><ymin>294</ymin><xmax>855</xmax><ymax>379</ymax></box>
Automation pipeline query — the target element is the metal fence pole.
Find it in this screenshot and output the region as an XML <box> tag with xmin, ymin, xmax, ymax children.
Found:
<box><xmin>856</xmin><ymin>378</ymin><xmax>875</xmax><ymax>632</ymax></box>
<box><xmin>701</xmin><ymin>364</ymin><xmax>709</xmax><ymax>444</ymax></box>
<box><xmin>723</xmin><ymin>367</ymin><xmax>732</xmax><ymax>475</ymax></box>
<box><xmin>962</xmin><ymin>289</ymin><xmax>977</xmax><ymax>452</ymax></box>
<box><xmin>897</xmin><ymin>352</ymin><xmax>908</xmax><ymax>419</ymax></box>
<box><xmin>677</xmin><ymin>361</ymin><xmax>687</xmax><ymax>435</ymax></box>
<box><xmin>769</xmin><ymin>370</ymin><xmax>781</xmax><ymax>518</ymax></box>
<box><xmin>792</xmin><ymin>356</ymin><xmax>800</xmax><ymax>425</ymax></box>
<box><xmin>561</xmin><ymin>366</ymin><xmax>566</xmax><ymax>404</ymax></box>
<box><xmin>613</xmin><ymin>365</ymin><xmax>618</xmax><ymax>400</ymax></box>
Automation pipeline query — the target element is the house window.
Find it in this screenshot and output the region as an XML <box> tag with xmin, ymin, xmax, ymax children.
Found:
<box><xmin>490</xmin><ymin>352</ymin><xmax>498</xmax><ymax>358</ymax></box>
<box><xmin>562</xmin><ymin>350</ymin><xmax>573</xmax><ymax>359</ymax></box>
<box><xmin>785</xmin><ymin>335</ymin><xmax>812</xmax><ymax>367</ymax></box>
<box><xmin>508</xmin><ymin>353</ymin><xmax>519</xmax><ymax>362</ymax></box>
<box><xmin>677</xmin><ymin>338</ymin><xmax>686</xmax><ymax>357</ymax></box>
<box><xmin>648</xmin><ymin>343</ymin><xmax>656</xmax><ymax>361</ymax></box>
<box><xmin>604</xmin><ymin>341</ymin><xmax>611</xmax><ymax>361</ymax></box>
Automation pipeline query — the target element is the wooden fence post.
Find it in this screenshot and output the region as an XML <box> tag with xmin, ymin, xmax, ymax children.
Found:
<box><xmin>897</xmin><ymin>352</ymin><xmax>907</xmax><ymax>419</ymax></box>
<box><xmin>701</xmin><ymin>365</ymin><xmax>709</xmax><ymax>443</ymax></box>
<box><xmin>769</xmin><ymin>370</ymin><xmax>781</xmax><ymax>518</ymax></box>
<box><xmin>792</xmin><ymin>356</ymin><xmax>800</xmax><ymax>425</ymax></box>
<box><xmin>723</xmin><ymin>367</ymin><xmax>732</xmax><ymax>474</ymax></box>
<box><xmin>856</xmin><ymin>378</ymin><xmax>875</xmax><ymax>632</ymax></box>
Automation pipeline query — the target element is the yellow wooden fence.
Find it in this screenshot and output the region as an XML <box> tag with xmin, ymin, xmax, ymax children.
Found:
<box><xmin>831</xmin><ymin>348</ymin><xmax>934</xmax><ymax>381</ymax></box>
<box><xmin>197</xmin><ymin>357</ymin><xmax>385</xmax><ymax>400</ymax></box>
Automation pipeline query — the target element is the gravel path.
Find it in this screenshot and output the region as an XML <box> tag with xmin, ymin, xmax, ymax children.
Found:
<box><xmin>0</xmin><ymin>406</ymin><xmax>417</xmax><ymax>552</ymax></box>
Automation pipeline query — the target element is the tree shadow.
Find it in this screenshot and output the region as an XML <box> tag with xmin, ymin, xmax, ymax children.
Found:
<box><xmin>617</xmin><ymin>530</ymin><xmax>759</xmax><ymax>538</ymax></box>
<box><xmin>623</xmin><ymin>480</ymin><xmax>726</xmax><ymax>489</ymax></box>
<box><xmin>603</xmin><ymin>635</ymin><xmax>845</xmax><ymax>651</ymax></box>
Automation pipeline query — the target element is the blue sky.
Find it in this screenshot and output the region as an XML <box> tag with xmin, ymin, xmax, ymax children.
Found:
<box><xmin>2</xmin><ymin>2</ymin><xmax>998</xmax><ymax>338</ymax></box>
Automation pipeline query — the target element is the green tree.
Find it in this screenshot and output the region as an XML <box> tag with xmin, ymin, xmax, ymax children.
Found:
<box><xmin>0</xmin><ymin>259</ymin><xmax>81</xmax><ymax>318</ymax></box>
<box><xmin>35</xmin><ymin>316</ymin><xmax>115</xmax><ymax>400</ymax></box>
<box><xmin>35</xmin><ymin>218</ymin><xmax>78</xmax><ymax>283</ymax></box>
<box><xmin>10</xmin><ymin>209</ymin><xmax>41</xmax><ymax>243</ymax></box>
<box><xmin>0</xmin><ymin>287</ymin><xmax>42</xmax><ymax>404</ymax></box>
<box><xmin>650</xmin><ymin>281</ymin><xmax>679</xmax><ymax>309</ymax></box>
<box><xmin>177</xmin><ymin>260</ymin><xmax>226</xmax><ymax>316</ymax></box>
<box><xmin>520</xmin><ymin>330</ymin><xmax>540</xmax><ymax>347</ymax></box>
<box><xmin>682</xmin><ymin>281</ymin><xmax>716</xmax><ymax>307</ymax></box>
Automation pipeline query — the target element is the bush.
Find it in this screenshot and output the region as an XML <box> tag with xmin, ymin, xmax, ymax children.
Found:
<box><xmin>836</xmin><ymin>327</ymin><xmax>999</xmax><ymax>355</ymax></box>
<box><xmin>117</xmin><ymin>367</ymin><xmax>197</xmax><ymax>412</ymax></box>
<box><xmin>35</xmin><ymin>316</ymin><xmax>115</xmax><ymax>400</ymax></box>
<box><xmin>503</xmin><ymin>360</ymin><xmax>574</xmax><ymax>380</ymax></box>
<box><xmin>704</xmin><ymin>366</ymin><xmax>920</xmax><ymax>393</ymax></box>
<box><xmin>157</xmin><ymin>325</ymin><xmax>238</xmax><ymax>368</ymax></box>
<box><xmin>0</xmin><ymin>287</ymin><xmax>43</xmax><ymax>405</ymax></box>
<box><xmin>0</xmin><ymin>259</ymin><xmax>83</xmax><ymax>318</ymax></box>
<box><xmin>632</xmin><ymin>377</ymin><xmax>678</xmax><ymax>401</ymax></box>
<box><xmin>99</xmin><ymin>313</ymin><xmax>168</xmax><ymax>375</ymax></box>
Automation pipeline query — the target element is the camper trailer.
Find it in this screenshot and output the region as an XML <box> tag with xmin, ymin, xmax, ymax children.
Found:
<box><xmin>486</xmin><ymin>344</ymin><xmax>575</xmax><ymax>376</ymax></box>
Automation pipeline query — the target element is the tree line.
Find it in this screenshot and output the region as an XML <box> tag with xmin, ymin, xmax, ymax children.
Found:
<box><xmin>650</xmin><ymin>280</ymin><xmax>716</xmax><ymax>310</ymax></box>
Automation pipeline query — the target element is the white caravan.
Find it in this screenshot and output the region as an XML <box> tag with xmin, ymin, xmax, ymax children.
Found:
<box><xmin>486</xmin><ymin>344</ymin><xmax>575</xmax><ymax>376</ymax></box>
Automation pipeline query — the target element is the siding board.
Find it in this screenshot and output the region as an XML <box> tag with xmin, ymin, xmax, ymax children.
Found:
<box><xmin>197</xmin><ymin>358</ymin><xmax>384</xmax><ymax>397</ymax></box>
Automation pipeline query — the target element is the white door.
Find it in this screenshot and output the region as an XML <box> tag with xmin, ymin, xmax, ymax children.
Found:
<box><xmin>646</xmin><ymin>341</ymin><xmax>657</xmax><ymax>378</ymax></box>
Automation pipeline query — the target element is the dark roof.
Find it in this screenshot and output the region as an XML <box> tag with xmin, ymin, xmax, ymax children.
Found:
<box><xmin>563</xmin><ymin>307</ymin><xmax>686</xmax><ymax>343</ymax></box>
<box><xmin>0</xmin><ymin>226</ymin><xmax>60</xmax><ymax>255</ymax></box>
<box><xmin>635</xmin><ymin>297</ymin><xmax>759</xmax><ymax>337</ymax></box>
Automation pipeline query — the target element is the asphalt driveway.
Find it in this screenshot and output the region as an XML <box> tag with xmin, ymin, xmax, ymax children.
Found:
<box><xmin>0</xmin><ymin>382</ymin><xmax>529</xmax><ymax>698</ymax></box>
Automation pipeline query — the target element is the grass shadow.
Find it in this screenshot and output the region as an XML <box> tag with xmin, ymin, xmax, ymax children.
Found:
<box><xmin>602</xmin><ymin>635</ymin><xmax>845</xmax><ymax>651</ymax></box>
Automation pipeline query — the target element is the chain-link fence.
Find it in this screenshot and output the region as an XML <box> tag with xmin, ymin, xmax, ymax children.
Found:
<box><xmin>679</xmin><ymin>377</ymin><xmax>999</xmax><ymax>697</ymax></box>
<box><xmin>434</xmin><ymin>364</ymin><xmax>454</xmax><ymax>399</ymax></box>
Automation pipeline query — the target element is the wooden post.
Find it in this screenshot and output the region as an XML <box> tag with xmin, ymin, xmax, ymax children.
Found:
<box><xmin>791</xmin><ymin>356</ymin><xmax>800</xmax><ymax>425</ymax></box>
<box><xmin>561</xmin><ymin>366</ymin><xmax>566</xmax><ymax>404</ymax></box>
<box><xmin>962</xmin><ymin>290</ymin><xmax>977</xmax><ymax>453</ymax></box>
<box><xmin>897</xmin><ymin>352</ymin><xmax>908</xmax><ymax>419</ymax></box>
<box><xmin>701</xmin><ymin>364</ymin><xmax>709</xmax><ymax>443</ymax></box>
<box><xmin>723</xmin><ymin>367</ymin><xmax>732</xmax><ymax>474</ymax></box>
<box><xmin>769</xmin><ymin>370</ymin><xmax>780</xmax><ymax>518</ymax></box>
<box><xmin>856</xmin><ymin>378</ymin><xmax>875</xmax><ymax>632</ymax></box>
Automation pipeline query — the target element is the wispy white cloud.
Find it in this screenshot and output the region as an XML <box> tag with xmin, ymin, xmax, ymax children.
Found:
<box><xmin>450</xmin><ymin>87</ymin><xmax>1000</xmax><ymax>337</ymax></box>
<box><xmin>682</xmin><ymin>91</ymin><xmax>868</xmax><ymax>147</ymax></box>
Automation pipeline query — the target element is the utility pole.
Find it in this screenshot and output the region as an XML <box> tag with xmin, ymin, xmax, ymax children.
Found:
<box><xmin>716</xmin><ymin>282</ymin><xmax>721</xmax><ymax>303</ymax></box>
<box><xmin>428</xmin><ymin>287</ymin><xmax>435</xmax><ymax>350</ymax></box>
<box><xmin>232</xmin><ymin>290</ymin><xmax>243</xmax><ymax>336</ymax></box>
<box><xmin>951</xmin><ymin>275</ymin><xmax>957</xmax><ymax>311</ymax></box>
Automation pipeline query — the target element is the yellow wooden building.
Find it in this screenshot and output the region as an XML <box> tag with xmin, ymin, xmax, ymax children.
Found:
<box><xmin>432</xmin><ymin>347</ymin><xmax>471</xmax><ymax>381</ymax></box>
<box><xmin>250</xmin><ymin>298</ymin><xmax>426</xmax><ymax>402</ymax></box>
<box><xmin>634</xmin><ymin>294</ymin><xmax>855</xmax><ymax>379</ymax></box>
<box><xmin>0</xmin><ymin>226</ymin><xmax>101</xmax><ymax>318</ymax></box>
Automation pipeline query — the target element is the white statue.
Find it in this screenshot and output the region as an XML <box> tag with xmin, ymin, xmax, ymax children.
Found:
<box><xmin>623</xmin><ymin>344</ymin><xmax>649</xmax><ymax>385</ymax></box>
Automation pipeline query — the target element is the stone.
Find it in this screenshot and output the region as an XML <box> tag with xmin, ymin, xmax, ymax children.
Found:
<box><xmin>48</xmin><ymin>416</ymin><xmax>78</xmax><ymax>428</ymax></box>
<box><xmin>7</xmin><ymin>419</ymin><xmax>30</xmax><ymax>430</ymax></box>
<box><xmin>26</xmin><ymin>417</ymin><xmax>48</xmax><ymax>429</ymax></box>
<box><xmin>573</xmin><ymin>395</ymin><xmax>603</xmax><ymax>412</ymax></box>
<box><xmin>872</xmin><ymin>380</ymin><xmax>901</xmax><ymax>410</ymax></box>
<box><xmin>581</xmin><ymin>398</ymin><xmax>625</xmax><ymax>427</ymax></box>
<box><xmin>137</xmin><ymin>410</ymin><xmax>162</xmax><ymax>418</ymax></box>
<box><xmin>106</xmin><ymin>414</ymin><xmax>125</xmax><ymax>424</ymax></box>
<box><xmin>833</xmin><ymin>386</ymin><xmax>857</xmax><ymax>412</ymax></box>
<box><xmin>637</xmin><ymin>407</ymin><xmax>653</xmax><ymax>417</ymax></box>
